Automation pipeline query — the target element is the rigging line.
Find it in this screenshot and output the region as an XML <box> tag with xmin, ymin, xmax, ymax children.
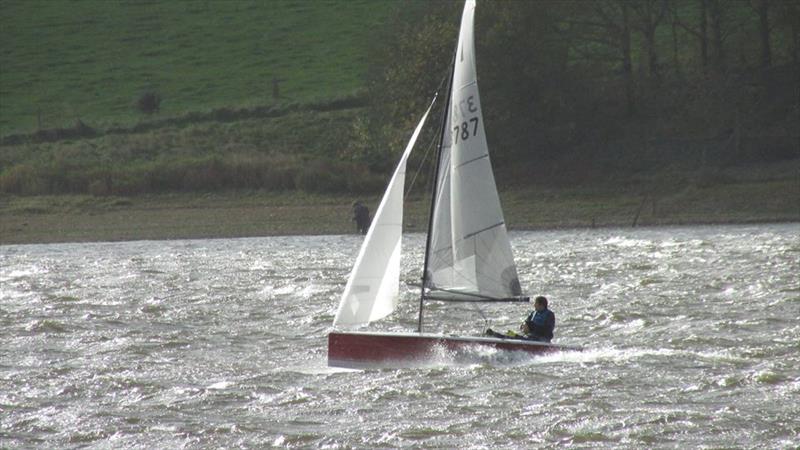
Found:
<box><xmin>455</xmin><ymin>79</ymin><xmax>478</xmax><ymax>91</ymax></box>
<box><xmin>428</xmin><ymin>72</ymin><xmax>448</xmax><ymax>96</ymax></box>
<box><xmin>426</xmin><ymin>286</ymin><xmax>490</xmax><ymax>300</ymax></box>
<box><xmin>424</xmin><ymin>283</ymin><xmax>522</xmax><ymax>302</ymax></box>
<box><xmin>405</xmin><ymin>119</ymin><xmax>439</xmax><ymax>198</ymax></box>
<box><xmin>431</xmin><ymin>150</ymin><xmax>452</xmax><ymax>207</ymax></box>
<box><xmin>419</xmin><ymin>49</ymin><xmax>458</xmax><ymax>334</ymax></box>
<box><xmin>454</xmin><ymin>153</ymin><xmax>489</xmax><ymax>170</ymax></box>
<box><xmin>431</xmin><ymin>244</ymin><xmax>454</xmax><ymax>256</ymax></box>
<box><xmin>404</xmin><ymin>72</ymin><xmax>448</xmax><ymax>198</ymax></box>
<box><xmin>462</xmin><ymin>221</ymin><xmax>505</xmax><ymax>241</ymax></box>
<box><xmin>424</xmin><ymin>294</ymin><xmax>529</xmax><ymax>303</ymax></box>
<box><xmin>469</xmin><ymin>301</ymin><xmax>490</xmax><ymax>330</ymax></box>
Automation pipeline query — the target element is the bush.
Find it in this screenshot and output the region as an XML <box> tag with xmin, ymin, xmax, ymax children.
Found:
<box><xmin>293</xmin><ymin>160</ymin><xmax>347</xmax><ymax>193</ymax></box>
<box><xmin>293</xmin><ymin>159</ymin><xmax>383</xmax><ymax>193</ymax></box>
<box><xmin>0</xmin><ymin>164</ymin><xmax>47</xmax><ymax>194</ymax></box>
<box><xmin>88</xmin><ymin>178</ymin><xmax>111</xmax><ymax>196</ymax></box>
<box><xmin>137</xmin><ymin>91</ymin><xmax>161</xmax><ymax>115</ymax></box>
<box><xmin>0</xmin><ymin>146</ymin><xmax>388</xmax><ymax>196</ymax></box>
<box><xmin>181</xmin><ymin>157</ymin><xmax>225</xmax><ymax>191</ymax></box>
<box><xmin>23</xmin><ymin>119</ymin><xmax>98</xmax><ymax>144</ymax></box>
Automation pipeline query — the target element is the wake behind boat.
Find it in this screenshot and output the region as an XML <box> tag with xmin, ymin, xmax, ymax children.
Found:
<box><xmin>328</xmin><ymin>0</ymin><xmax>581</xmax><ymax>368</ymax></box>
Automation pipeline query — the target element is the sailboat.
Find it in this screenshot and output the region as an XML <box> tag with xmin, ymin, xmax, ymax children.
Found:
<box><xmin>328</xmin><ymin>0</ymin><xmax>580</xmax><ymax>368</ymax></box>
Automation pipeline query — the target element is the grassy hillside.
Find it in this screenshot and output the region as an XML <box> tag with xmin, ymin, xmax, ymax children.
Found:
<box><xmin>0</xmin><ymin>0</ymin><xmax>796</xmax><ymax>244</ymax></box>
<box><xmin>0</xmin><ymin>0</ymin><xmax>394</xmax><ymax>136</ymax></box>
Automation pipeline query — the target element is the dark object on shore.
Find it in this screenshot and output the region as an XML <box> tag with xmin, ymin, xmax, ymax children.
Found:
<box><xmin>352</xmin><ymin>201</ymin><xmax>370</xmax><ymax>234</ymax></box>
<box><xmin>137</xmin><ymin>91</ymin><xmax>161</xmax><ymax>115</ymax></box>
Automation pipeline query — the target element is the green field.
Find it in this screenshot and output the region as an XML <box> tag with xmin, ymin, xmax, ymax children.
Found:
<box><xmin>0</xmin><ymin>0</ymin><xmax>394</xmax><ymax>136</ymax></box>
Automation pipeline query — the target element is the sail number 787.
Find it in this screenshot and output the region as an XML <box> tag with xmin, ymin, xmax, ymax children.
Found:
<box><xmin>453</xmin><ymin>117</ymin><xmax>479</xmax><ymax>144</ymax></box>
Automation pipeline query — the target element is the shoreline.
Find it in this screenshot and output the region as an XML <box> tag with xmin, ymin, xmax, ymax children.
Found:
<box><xmin>2</xmin><ymin>184</ymin><xmax>798</xmax><ymax>245</ymax></box>
<box><xmin>2</xmin><ymin>217</ymin><xmax>797</xmax><ymax>247</ymax></box>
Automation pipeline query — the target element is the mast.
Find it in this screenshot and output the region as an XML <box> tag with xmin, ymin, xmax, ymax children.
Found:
<box><xmin>417</xmin><ymin>50</ymin><xmax>457</xmax><ymax>333</ymax></box>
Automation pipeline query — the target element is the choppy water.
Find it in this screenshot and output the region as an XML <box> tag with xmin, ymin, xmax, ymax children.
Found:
<box><xmin>1</xmin><ymin>224</ymin><xmax>798</xmax><ymax>448</ymax></box>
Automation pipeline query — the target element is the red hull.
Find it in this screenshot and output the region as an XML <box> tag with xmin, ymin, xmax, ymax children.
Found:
<box><xmin>328</xmin><ymin>331</ymin><xmax>580</xmax><ymax>368</ymax></box>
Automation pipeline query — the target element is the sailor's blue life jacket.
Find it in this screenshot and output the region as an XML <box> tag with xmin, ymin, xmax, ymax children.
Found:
<box><xmin>525</xmin><ymin>308</ymin><xmax>555</xmax><ymax>342</ymax></box>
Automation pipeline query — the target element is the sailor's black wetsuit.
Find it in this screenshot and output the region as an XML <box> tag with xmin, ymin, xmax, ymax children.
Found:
<box><xmin>525</xmin><ymin>308</ymin><xmax>555</xmax><ymax>342</ymax></box>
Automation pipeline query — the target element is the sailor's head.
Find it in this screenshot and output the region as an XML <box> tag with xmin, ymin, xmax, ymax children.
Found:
<box><xmin>533</xmin><ymin>296</ymin><xmax>548</xmax><ymax>311</ymax></box>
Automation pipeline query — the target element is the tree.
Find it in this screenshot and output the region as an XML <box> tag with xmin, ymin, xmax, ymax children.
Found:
<box><xmin>562</xmin><ymin>0</ymin><xmax>637</xmax><ymax>116</ymax></box>
<box><xmin>671</xmin><ymin>0</ymin><xmax>711</xmax><ymax>73</ymax></box>
<box><xmin>620</xmin><ymin>1</ymin><xmax>635</xmax><ymax>114</ymax></box>
<box><xmin>359</xmin><ymin>1</ymin><xmax>457</xmax><ymax>171</ymax></box>
<box><xmin>698</xmin><ymin>0</ymin><xmax>709</xmax><ymax>70</ymax></box>
<box><xmin>775</xmin><ymin>0</ymin><xmax>800</xmax><ymax>65</ymax></box>
<box><xmin>666</xmin><ymin>0</ymin><xmax>682</xmax><ymax>76</ymax></box>
<box><xmin>708</xmin><ymin>0</ymin><xmax>726</xmax><ymax>74</ymax></box>
<box><xmin>478</xmin><ymin>0</ymin><xmax>575</xmax><ymax>160</ymax></box>
<box><xmin>750</xmin><ymin>0</ymin><xmax>772</xmax><ymax>69</ymax></box>
<box><xmin>630</xmin><ymin>0</ymin><xmax>668</xmax><ymax>83</ymax></box>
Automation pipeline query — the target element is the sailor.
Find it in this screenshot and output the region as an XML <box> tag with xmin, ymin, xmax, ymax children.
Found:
<box><xmin>484</xmin><ymin>296</ymin><xmax>555</xmax><ymax>342</ymax></box>
<box><xmin>352</xmin><ymin>201</ymin><xmax>371</xmax><ymax>235</ymax></box>
<box><xmin>521</xmin><ymin>296</ymin><xmax>555</xmax><ymax>342</ymax></box>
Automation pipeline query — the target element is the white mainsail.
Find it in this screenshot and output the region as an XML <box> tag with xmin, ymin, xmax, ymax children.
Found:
<box><xmin>333</xmin><ymin>101</ymin><xmax>435</xmax><ymax>327</ymax></box>
<box><xmin>426</xmin><ymin>0</ymin><xmax>522</xmax><ymax>300</ymax></box>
